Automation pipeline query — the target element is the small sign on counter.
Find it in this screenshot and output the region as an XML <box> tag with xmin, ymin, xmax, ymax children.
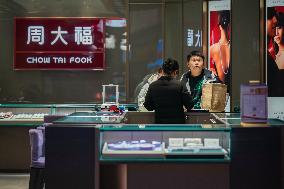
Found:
<box><xmin>240</xmin><ymin>81</ymin><xmax>268</xmax><ymax>124</ymax></box>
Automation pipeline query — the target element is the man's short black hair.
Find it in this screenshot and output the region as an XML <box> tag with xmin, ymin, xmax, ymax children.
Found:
<box><xmin>187</xmin><ymin>51</ymin><xmax>205</xmax><ymax>62</ymax></box>
<box><xmin>162</xmin><ymin>58</ymin><xmax>179</xmax><ymax>75</ymax></box>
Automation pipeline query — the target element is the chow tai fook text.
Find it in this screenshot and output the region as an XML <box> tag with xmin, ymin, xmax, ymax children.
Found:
<box><xmin>14</xmin><ymin>17</ymin><xmax>105</xmax><ymax>70</ymax></box>
<box><xmin>27</xmin><ymin>56</ymin><xmax>93</xmax><ymax>64</ymax></box>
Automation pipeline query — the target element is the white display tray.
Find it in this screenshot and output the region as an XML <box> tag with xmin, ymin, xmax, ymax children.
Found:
<box><xmin>102</xmin><ymin>142</ymin><xmax>165</xmax><ymax>158</ymax></box>
<box><xmin>102</xmin><ymin>142</ymin><xmax>165</xmax><ymax>155</ymax></box>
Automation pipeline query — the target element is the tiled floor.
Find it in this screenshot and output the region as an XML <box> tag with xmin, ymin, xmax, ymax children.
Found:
<box><xmin>0</xmin><ymin>173</ymin><xmax>29</xmax><ymax>189</ymax></box>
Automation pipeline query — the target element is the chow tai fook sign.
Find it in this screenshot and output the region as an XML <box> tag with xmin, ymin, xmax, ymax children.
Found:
<box><xmin>14</xmin><ymin>17</ymin><xmax>105</xmax><ymax>70</ymax></box>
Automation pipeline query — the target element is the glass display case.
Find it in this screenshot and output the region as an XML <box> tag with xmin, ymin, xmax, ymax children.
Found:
<box><xmin>0</xmin><ymin>104</ymin><xmax>52</xmax><ymax>125</ymax></box>
<box><xmin>212</xmin><ymin>112</ymin><xmax>284</xmax><ymax>126</ymax></box>
<box><xmin>53</xmin><ymin>111</ymin><xmax>127</xmax><ymax>124</ymax></box>
<box><xmin>0</xmin><ymin>103</ymin><xmax>137</xmax><ymax>124</ymax></box>
<box><xmin>46</xmin><ymin>112</ymin><xmax>284</xmax><ymax>189</ymax></box>
<box><xmin>99</xmin><ymin>124</ymin><xmax>231</xmax><ymax>162</ymax></box>
<box><xmin>0</xmin><ymin>103</ymin><xmax>137</xmax><ymax>171</ymax></box>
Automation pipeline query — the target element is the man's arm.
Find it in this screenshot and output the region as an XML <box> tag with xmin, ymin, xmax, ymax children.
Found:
<box><xmin>143</xmin><ymin>85</ymin><xmax>154</xmax><ymax>111</ymax></box>
<box><xmin>181</xmin><ymin>84</ymin><xmax>194</xmax><ymax>111</ymax></box>
<box><xmin>180</xmin><ymin>73</ymin><xmax>187</xmax><ymax>83</ymax></box>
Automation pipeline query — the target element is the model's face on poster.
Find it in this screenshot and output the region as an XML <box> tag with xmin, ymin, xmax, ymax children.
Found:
<box><xmin>267</xmin><ymin>16</ymin><xmax>277</xmax><ymax>38</ymax></box>
<box><xmin>187</xmin><ymin>56</ymin><xmax>204</xmax><ymax>72</ymax></box>
<box><xmin>275</xmin><ymin>26</ymin><xmax>283</xmax><ymax>44</ymax></box>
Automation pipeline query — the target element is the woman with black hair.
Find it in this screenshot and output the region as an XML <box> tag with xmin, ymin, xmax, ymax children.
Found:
<box><xmin>274</xmin><ymin>13</ymin><xmax>284</xmax><ymax>69</ymax></box>
<box><xmin>144</xmin><ymin>58</ymin><xmax>194</xmax><ymax>124</ymax></box>
<box><xmin>267</xmin><ymin>7</ymin><xmax>278</xmax><ymax>97</ymax></box>
<box><xmin>210</xmin><ymin>10</ymin><xmax>230</xmax><ymax>85</ymax></box>
<box><xmin>271</xmin><ymin>12</ymin><xmax>284</xmax><ymax>96</ymax></box>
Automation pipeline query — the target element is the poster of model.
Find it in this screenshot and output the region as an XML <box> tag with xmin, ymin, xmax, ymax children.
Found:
<box><xmin>208</xmin><ymin>0</ymin><xmax>230</xmax><ymax>86</ymax></box>
<box><xmin>208</xmin><ymin>0</ymin><xmax>231</xmax><ymax>111</ymax></box>
<box><xmin>266</xmin><ymin>0</ymin><xmax>284</xmax><ymax>120</ymax></box>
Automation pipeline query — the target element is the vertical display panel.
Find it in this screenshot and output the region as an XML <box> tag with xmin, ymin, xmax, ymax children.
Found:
<box><xmin>14</xmin><ymin>18</ymin><xmax>105</xmax><ymax>70</ymax></box>
<box><xmin>183</xmin><ymin>0</ymin><xmax>203</xmax><ymax>72</ymax></box>
<box><xmin>208</xmin><ymin>0</ymin><xmax>231</xmax><ymax>111</ymax></box>
<box><xmin>266</xmin><ymin>0</ymin><xmax>284</xmax><ymax>120</ymax></box>
<box><xmin>208</xmin><ymin>0</ymin><xmax>231</xmax><ymax>86</ymax></box>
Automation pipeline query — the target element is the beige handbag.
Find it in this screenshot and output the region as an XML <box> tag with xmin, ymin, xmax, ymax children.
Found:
<box><xmin>201</xmin><ymin>83</ymin><xmax>227</xmax><ymax>112</ymax></box>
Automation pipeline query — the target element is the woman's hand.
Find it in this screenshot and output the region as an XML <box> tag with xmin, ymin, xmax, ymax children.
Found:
<box><xmin>274</xmin><ymin>35</ymin><xmax>281</xmax><ymax>45</ymax></box>
<box><xmin>276</xmin><ymin>52</ymin><xmax>284</xmax><ymax>69</ymax></box>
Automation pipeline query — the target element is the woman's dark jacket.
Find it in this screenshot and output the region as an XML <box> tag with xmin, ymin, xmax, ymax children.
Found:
<box><xmin>144</xmin><ymin>76</ymin><xmax>194</xmax><ymax>124</ymax></box>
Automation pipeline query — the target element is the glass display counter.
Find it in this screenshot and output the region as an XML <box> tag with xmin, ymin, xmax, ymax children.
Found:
<box><xmin>53</xmin><ymin>111</ymin><xmax>127</xmax><ymax>124</ymax></box>
<box><xmin>46</xmin><ymin>111</ymin><xmax>230</xmax><ymax>162</ymax></box>
<box><xmin>45</xmin><ymin>111</ymin><xmax>284</xmax><ymax>189</ymax></box>
<box><xmin>100</xmin><ymin>124</ymin><xmax>230</xmax><ymax>162</ymax></box>
<box><xmin>0</xmin><ymin>103</ymin><xmax>137</xmax><ymax>124</ymax></box>
<box><xmin>212</xmin><ymin>112</ymin><xmax>284</xmax><ymax>126</ymax></box>
<box><xmin>0</xmin><ymin>104</ymin><xmax>51</xmax><ymax>171</ymax></box>
<box><xmin>0</xmin><ymin>104</ymin><xmax>52</xmax><ymax>125</ymax></box>
<box><xmin>0</xmin><ymin>103</ymin><xmax>137</xmax><ymax>171</ymax></box>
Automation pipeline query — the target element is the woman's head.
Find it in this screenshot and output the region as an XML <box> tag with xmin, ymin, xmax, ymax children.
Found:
<box><xmin>275</xmin><ymin>13</ymin><xmax>284</xmax><ymax>44</ymax></box>
<box><xmin>218</xmin><ymin>10</ymin><xmax>230</xmax><ymax>31</ymax></box>
<box><xmin>275</xmin><ymin>27</ymin><xmax>284</xmax><ymax>45</ymax></box>
<box><xmin>274</xmin><ymin>13</ymin><xmax>284</xmax><ymax>53</ymax></box>
<box><xmin>162</xmin><ymin>58</ymin><xmax>179</xmax><ymax>77</ymax></box>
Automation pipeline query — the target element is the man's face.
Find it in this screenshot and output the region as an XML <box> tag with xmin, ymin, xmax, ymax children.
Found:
<box><xmin>267</xmin><ymin>16</ymin><xmax>277</xmax><ymax>38</ymax></box>
<box><xmin>187</xmin><ymin>55</ymin><xmax>204</xmax><ymax>73</ymax></box>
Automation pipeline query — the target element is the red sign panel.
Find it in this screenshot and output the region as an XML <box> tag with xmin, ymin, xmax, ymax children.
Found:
<box><xmin>14</xmin><ymin>17</ymin><xmax>105</xmax><ymax>70</ymax></box>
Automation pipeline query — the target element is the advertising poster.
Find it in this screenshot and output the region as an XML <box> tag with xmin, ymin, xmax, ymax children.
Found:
<box><xmin>266</xmin><ymin>0</ymin><xmax>284</xmax><ymax>120</ymax></box>
<box><xmin>208</xmin><ymin>0</ymin><xmax>231</xmax><ymax>111</ymax></box>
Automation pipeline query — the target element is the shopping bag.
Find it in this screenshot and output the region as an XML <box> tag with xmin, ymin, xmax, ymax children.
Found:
<box><xmin>201</xmin><ymin>83</ymin><xmax>227</xmax><ymax>112</ymax></box>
